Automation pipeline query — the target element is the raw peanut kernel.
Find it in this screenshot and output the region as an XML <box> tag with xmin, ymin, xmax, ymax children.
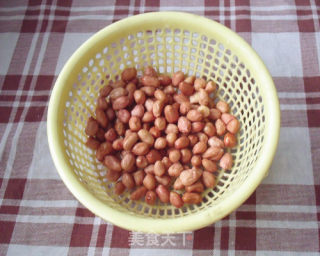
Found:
<box><xmin>145</xmin><ymin>191</ymin><xmax>157</xmax><ymax>205</ymax></box>
<box><xmin>164</xmin><ymin>105</ymin><xmax>179</xmax><ymax>123</ymax></box>
<box><xmin>141</xmin><ymin>76</ymin><xmax>160</xmax><ymax>87</ymax></box>
<box><xmin>179</xmin><ymin>81</ymin><xmax>194</xmax><ymax>96</ymax></box>
<box><xmin>178</xmin><ymin>116</ymin><xmax>191</xmax><ymax>134</ymax></box>
<box><xmin>187</xmin><ymin>109</ymin><xmax>203</xmax><ymax>122</ymax></box>
<box><xmin>224</xmin><ymin>132</ymin><xmax>237</xmax><ymax>147</ymax></box>
<box><xmin>121</xmin><ymin>67</ymin><xmax>137</xmax><ymax>82</ymax></box>
<box><xmin>170</xmin><ymin>192</ymin><xmax>184</xmax><ymax>208</ymax></box>
<box><xmin>172</xmin><ymin>71</ymin><xmax>184</xmax><ymax>86</ymax></box>
<box><xmin>156</xmin><ymin>185</ymin><xmax>170</xmax><ymax>203</ymax></box>
<box><xmin>182</xmin><ymin>192</ymin><xmax>202</xmax><ymax>204</ymax></box>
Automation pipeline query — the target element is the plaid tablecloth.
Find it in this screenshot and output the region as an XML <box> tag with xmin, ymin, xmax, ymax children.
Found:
<box><xmin>0</xmin><ymin>0</ymin><xmax>319</xmax><ymax>255</ymax></box>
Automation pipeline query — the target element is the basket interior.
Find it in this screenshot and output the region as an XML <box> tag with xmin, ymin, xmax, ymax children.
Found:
<box><xmin>61</xmin><ymin>24</ymin><xmax>266</xmax><ymax>219</ymax></box>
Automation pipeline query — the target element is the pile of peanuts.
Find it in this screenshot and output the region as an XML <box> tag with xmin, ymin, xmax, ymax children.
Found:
<box><xmin>84</xmin><ymin>66</ymin><xmax>240</xmax><ymax>208</ymax></box>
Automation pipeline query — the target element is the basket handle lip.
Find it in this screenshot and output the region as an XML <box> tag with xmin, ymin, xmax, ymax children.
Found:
<box><xmin>47</xmin><ymin>12</ymin><xmax>280</xmax><ymax>233</ymax></box>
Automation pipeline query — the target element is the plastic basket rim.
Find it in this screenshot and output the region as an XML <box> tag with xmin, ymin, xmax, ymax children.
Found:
<box><xmin>47</xmin><ymin>11</ymin><xmax>280</xmax><ymax>233</ymax></box>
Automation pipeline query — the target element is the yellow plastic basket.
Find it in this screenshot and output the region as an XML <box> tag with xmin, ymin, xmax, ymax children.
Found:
<box><xmin>47</xmin><ymin>12</ymin><xmax>280</xmax><ymax>233</ymax></box>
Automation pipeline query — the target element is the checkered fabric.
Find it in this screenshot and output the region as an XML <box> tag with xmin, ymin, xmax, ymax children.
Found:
<box><xmin>0</xmin><ymin>0</ymin><xmax>319</xmax><ymax>255</ymax></box>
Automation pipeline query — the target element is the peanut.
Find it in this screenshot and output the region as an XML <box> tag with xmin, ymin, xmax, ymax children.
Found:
<box><xmin>165</xmin><ymin>124</ymin><xmax>179</xmax><ymax>134</ymax></box>
<box><xmin>175</xmin><ymin>136</ymin><xmax>190</xmax><ymax>149</ymax></box>
<box><xmin>227</xmin><ymin>119</ymin><xmax>240</xmax><ymax>134</ymax></box>
<box><xmin>164</xmin><ymin>105</ymin><xmax>179</xmax><ymax>123</ymax></box>
<box><xmin>191</xmin><ymin>155</ymin><xmax>202</xmax><ymax>166</ymax></box>
<box><xmin>96</xmin><ymin>142</ymin><xmax>113</xmax><ymax>161</ymax></box>
<box><xmin>121</xmin><ymin>67</ymin><xmax>137</xmax><ymax>82</ymax></box>
<box><xmin>202</xmin><ymin>146</ymin><xmax>224</xmax><ymax>161</ymax></box>
<box><xmin>209</xmin><ymin>108</ymin><xmax>221</xmax><ymax>120</ymax></box>
<box><xmin>117</xmin><ymin>109</ymin><xmax>130</xmax><ymax>123</ymax></box>
<box><xmin>143</xmin><ymin>174</ymin><xmax>156</xmax><ymax>190</ymax></box>
<box><xmin>85</xmin><ymin>137</ymin><xmax>100</xmax><ymax>150</ymax></box>
<box><xmin>136</xmin><ymin>156</ymin><xmax>148</xmax><ymax>169</ymax></box>
<box><xmin>132</xmin><ymin>142</ymin><xmax>149</xmax><ymax>156</ymax></box>
<box><xmin>96</xmin><ymin>109</ymin><xmax>108</xmax><ymax>128</ymax></box>
<box><xmin>121</xmin><ymin>152</ymin><xmax>135</xmax><ymax>172</ymax></box>
<box><xmin>129</xmin><ymin>116</ymin><xmax>141</xmax><ymax>131</ymax></box>
<box><xmin>193</xmin><ymin>141</ymin><xmax>207</xmax><ymax>154</ymax></box>
<box><xmin>115</xmin><ymin>120</ymin><xmax>125</xmax><ymax>136</ymax></box>
<box><xmin>154</xmin><ymin>137</ymin><xmax>167</xmax><ymax>150</ymax></box>
<box><xmin>112</xmin><ymin>138</ymin><xmax>123</xmax><ymax>151</ymax></box>
<box><xmin>194</xmin><ymin>78</ymin><xmax>206</xmax><ymax>91</ymax></box>
<box><xmin>177</xmin><ymin>116</ymin><xmax>191</xmax><ymax>134</ymax></box>
<box><xmin>202</xmin><ymin>171</ymin><xmax>216</xmax><ymax>188</ymax></box>
<box><xmin>208</xmin><ymin>136</ymin><xmax>225</xmax><ymax>148</ymax></box>
<box><xmin>216</xmin><ymin>101</ymin><xmax>229</xmax><ymax>113</ymax></box>
<box><xmin>180</xmin><ymin>102</ymin><xmax>192</xmax><ymax>115</ymax></box>
<box><xmin>149</xmin><ymin>126</ymin><xmax>161</xmax><ymax>138</ymax></box>
<box><xmin>224</xmin><ymin>132</ymin><xmax>237</xmax><ymax>147</ymax></box>
<box><xmin>154</xmin><ymin>160</ymin><xmax>166</xmax><ymax>177</ymax></box>
<box><xmin>182</xmin><ymin>192</ymin><xmax>202</xmax><ymax>204</ymax></box>
<box><xmin>104</xmin><ymin>128</ymin><xmax>117</xmax><ymax>142</ymax></box>
<box><xmin>168</xmin><ymin>162</ymin><xmax>184</xmax><ymax>177</ymax></box>
<box><xmin>104</xmin><ymin>155</ymin><xmax>121</xmax><ymax>172</ymax></box>
<box><xmin>110</xmin><ymin>87</ymin><xmax>128</xmax><ymax>100</ymax></box>
<box><xmin>106</xmin><ymin>170</ymin><xmax>121</xmax><ymax>182</ymax></box>
<box><xmin>131</xmin><ymin>104</ymin><xmax>145</xmax><ymax>118</ymax></box>
<box><xmin>179</xmin><ymin>168</ymin><xmax>202</xmax><ymax>186</ymax></box>
<box><xmin>179</xmin><ymin>81</ymin><xmax>194</xmax><ymax>96</ymax></box>
<box><xmin>219</xmin><ymin>152</ymin><xmax>233</xmax><ymax>170</ymax></box>
<box><xmin>133</xmin><ymin>170</ymin><xmax>145</xmax><ymax>186</ymax></box>
<box><xmin>158</xmin><ymin>75</ymin><xmax>171</xmax><ymax>86</ymax></box>
<box><xmin>156</xmin><ymin>185</ymin><xmax>170</xmax><ymax>203</ymax></box>
<box><xmin>215</xmin><ymin>118</ymin><xmax>226</xmax><ymax>136</ymax></box>
<box><xmin>170</xmin><ymin>192</ymin><xmax>184</xmax><ymax>208</ymax></box>
<box><xmin>145</xmin><ymin>190</ymin><xmax>157</xmax><ymax>205</ymax></box>
<box><xmin>130</xmin><ymin>186</ymin><xmax>147</xmax><ymax>200</ymax></box>
<box><xmin>155</xmin><ymin>175</ymin><xmax>171</xmax><ymax>186</ymax></box>
<box><xmin>188</xmin><ymin>134</ymin><xmax>199</xmax><ymax>146</ymax></box>
<box><xmin>204</xmin><ymin>122</ymin><xmax>216</xmax><ymax>137</ymax></box>
<box><xmin>115</xmin><ymin>181</ymin><xmax>126</xmax><ymax>195</ymax></box>
<box><xmin>146</xmin><ymin>149</ymin><xmax>162</xmax><ymax>164</ymax></box>
<box><xmin>141</xmin><ymin>76</ymin><xmax>160</xmax><ymax>87</ymax></box>
<box><xmin>99</xmin><ymin>85</ymin><xmax>112</xmax><ymax>97</ymax></box>
<box><xmin>187</xmin><ymin>109</ymin><xmax>203</xmax><ymax>122</ymax></box>
<box><xmin>123</xmin><ymin>132</ymin><xmax>138</xmax><ymax>151</ymax></box>
<box><xmin>144</xmin><ymin>66</ymin><xmax>157</xmax><ymax>77</ymax></box>
<box><xmin>205</xmin><ymin>81</ymin><xmax>217</xmax><ymax>93</ymax></box>
<box><xmin>172</xmin><ymin>71</ymin><xmax>184</xmax><ymax>86</ymax></box>
<box><xmin>154</xmin><ymin>117</ymin><xmax>166</xmax><ymax>131</ymax></box>
<box><xmin>97</xmin><ymin>96</ymin><xmax>108</xmax><ymax>110</ymax></box>
<box><xmin>133</xmin><ymin>90</ymin><xmax>146</xmax><ymax>105</ymax></box>
<box><xmin>173</xmin><ymin>177</ymin><xmax>184</xmax><ymax>190</ymax></box>
<box><xmin>202</xmin><ymin>159</ymin><xmax>218</xmax><ymax>172</ymax></box>
<box><xmin>180</xmin><ymin>148</ymin><xmax>192</xmax><ymax>164</ymax></box>
<box><xmin>185</xmin><ymin>181</ymin><xmax>204</xmax><ymax>193</ymax></box>
<box><xmin>138</xmin><ymin>129</ymin><xmax>154</xmax><ymax>146</ymax></box>
<box><xmin>221</xmin><ymin>113</ymin><xmax>235</xmax><ymax>125</ymax></box>
<box><xmin>169</xmin><ymin>149</ymin><xmax>181</xmax><ymax>163</ymax></box>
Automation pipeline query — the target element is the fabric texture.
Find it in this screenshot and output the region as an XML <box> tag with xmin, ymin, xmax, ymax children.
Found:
<box><xmin>0</xmin><ymin>0</ymin><xmax>319</xmax><ymax>255</ymax></box>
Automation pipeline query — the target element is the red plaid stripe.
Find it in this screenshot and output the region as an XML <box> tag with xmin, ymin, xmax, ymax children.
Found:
<box><xmin>0</xmin><ymin>0</ymin><xmax>320</xmax><ymax>255</ymax></box>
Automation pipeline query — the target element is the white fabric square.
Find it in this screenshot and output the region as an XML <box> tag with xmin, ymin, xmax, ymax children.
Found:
<box><xmin>7</xmin><ymin>245</ymin><xmax>68</xmax><ymax>256</ymax></box>
<box><xmin>28</xmin><ymin>122</ymin><xmax>60</xmax><ymax>180</ymax></box>
<box><xmin>263</xmin><ymin>127</ymin><xmax>313</xmax><ymax>185</ymax></box>
<box><xmin>252</xmin><ymin>33</ymin><xmax>303</xmax><ymax>77</ymax></box>
<box><xmin>55</xmin><ymin>33</ymin><xmax>94</xmax><ymax>75</ymax></box>
<box><xmin>0</xmin><ymin>33</ymin><xmax>19</xmax><ymax>75</ymax></box>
